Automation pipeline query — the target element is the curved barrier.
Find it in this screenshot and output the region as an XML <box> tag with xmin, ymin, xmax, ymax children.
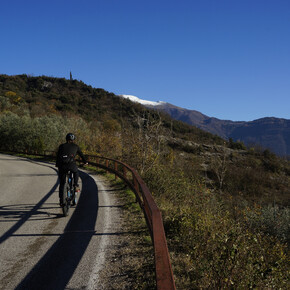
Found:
<box><xmin>3</xmin><ymin>150</ymin><xmax>176</xmax><ymax>290</ymax></box>
<box><xmin>85</xmin><ymin>155</ymin><xmax>176</xmax><ymax>290</ymax></box>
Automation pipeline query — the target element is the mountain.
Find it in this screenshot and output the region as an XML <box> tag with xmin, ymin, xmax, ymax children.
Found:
<box><xmin>120</xmin><ymin>95</ymin><xmax>290</xmax><ymax>156</ymax></box>
<box><xmin>1</xmin><ymin>73</ymin><xmax>289</xmax><ymax>156</ymax></box>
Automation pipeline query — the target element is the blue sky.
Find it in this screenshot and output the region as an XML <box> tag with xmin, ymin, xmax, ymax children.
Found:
<box><xmin>1</xmin><ymin>0</ymin><xmax>289</xmax><ymax>121</ymax></box>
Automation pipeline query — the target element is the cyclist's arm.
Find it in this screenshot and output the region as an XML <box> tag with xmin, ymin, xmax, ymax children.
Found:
<box><xmin>77</xmin><ymin>146</ymin><xmax>87</xmax><ymax>164</ymax></box>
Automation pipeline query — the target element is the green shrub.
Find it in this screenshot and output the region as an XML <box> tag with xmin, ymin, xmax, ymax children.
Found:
<box><xmin>0</xmin><ymin>112</ymin><xmax>92</xmax><ymax>152</ymax></box>
<box><xmin>244</xmin><ymin>204</ymin><xmax>290</xmax><ymax>242</ymax></box>
<box><xmin>228</xmin><ymin>138</ymin><xmax>247</xmax><ymax>150</ymax></box>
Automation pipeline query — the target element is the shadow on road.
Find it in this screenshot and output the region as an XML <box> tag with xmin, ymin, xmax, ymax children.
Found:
<box><xmin>0</xmin><ymin>179</ymin><xmax>59</xmax><ymax>244</ymax></box>
<box><xmin>0</xmin><ymin>203</ymin><xmax>63</xmax><ymax>222</ymax></box>
<box><xmin>15</xmin><ymin>171</ymin><xmax>100</xmax><ymax>290</ymax></box>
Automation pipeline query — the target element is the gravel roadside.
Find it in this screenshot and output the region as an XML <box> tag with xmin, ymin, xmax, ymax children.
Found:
<box><xmin>91</xmin><ymin>172</ymin><xmax>156</xmax><ymax>290</ymax></box>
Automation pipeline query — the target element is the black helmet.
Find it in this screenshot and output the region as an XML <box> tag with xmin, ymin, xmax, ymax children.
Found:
<box><xmin>66</xmin><ymin>133</ymin><xmax>76</xmax><ymax>141</ymax></box>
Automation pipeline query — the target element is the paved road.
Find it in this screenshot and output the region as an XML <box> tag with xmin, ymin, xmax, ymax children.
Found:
<box><xmin>0</xmin><ymin>153</ymin><xmax>120</xmax><ymax>290</ymax></box>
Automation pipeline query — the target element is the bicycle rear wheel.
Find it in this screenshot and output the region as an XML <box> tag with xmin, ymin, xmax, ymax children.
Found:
<box><xmin>62</xmin><ymin>180</ymin><xmax>70</xmax><ymax>216</ymax></box>
<box><xmin>69</xmin><ymin>173</ymin><xmax>77</xmax><ymax>206</ymax></box>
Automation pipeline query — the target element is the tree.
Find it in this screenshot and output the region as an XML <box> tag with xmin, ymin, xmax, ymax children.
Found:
<box><xmin>210</xmin><ymin>144</ymin><xmax>229</xmax><ymax>190</ymax></box>
<box><xmin>122</xmin><ymin>110</ymin><xmax>165</xmax><ymax>175</ymax></box>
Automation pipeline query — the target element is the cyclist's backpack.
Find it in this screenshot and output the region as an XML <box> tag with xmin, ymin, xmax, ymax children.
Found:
<box><xmin>61</xmin><ymin>153</ymin><xmax>75</xmax><ymax>164</ymax></box>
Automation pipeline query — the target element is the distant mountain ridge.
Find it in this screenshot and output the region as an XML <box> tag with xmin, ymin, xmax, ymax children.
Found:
<box><xmin>120</xmin><ymin>95</ymin><xmax>290</xmax><ymax>156</ymax></box>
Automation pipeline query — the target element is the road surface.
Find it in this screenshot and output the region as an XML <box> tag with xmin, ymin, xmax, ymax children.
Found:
<box><xmin>0</xmin><ymin>153</ymin><xmax>121</xmax><ymax>290</ymax></box>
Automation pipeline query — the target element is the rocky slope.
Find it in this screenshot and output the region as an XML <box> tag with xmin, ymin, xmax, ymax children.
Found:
<box><xmin>145</xmin><ymin>102</ymin><xmax>290</xmax><ymax>157</ymax></box>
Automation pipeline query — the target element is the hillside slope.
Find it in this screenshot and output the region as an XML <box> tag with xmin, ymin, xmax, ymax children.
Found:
<box><xmin>1</xmin><ymin>74</ymin><xmax>288</xmax><ymax>203</ymax></box>
<box><xmin>0</xmin><ymin>74</ymin><xmax>225</xmax><ymax>145</ymax></box>
<box><xmin>144</xmin><ymin>101</ymin><xmax>290</xmax><ymax>156</ymax></box>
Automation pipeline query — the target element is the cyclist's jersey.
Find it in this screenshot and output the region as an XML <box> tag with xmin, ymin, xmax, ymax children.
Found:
<box><xmin>56</xmin><ymin>142</ymin><xmax>87</xmax><ymax>168</ymax></box>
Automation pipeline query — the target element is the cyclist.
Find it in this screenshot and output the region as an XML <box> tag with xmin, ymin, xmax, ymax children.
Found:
<box><xmin>56</xmin><ymin>133</ymin><xmax>88</xmax><ymax>206</ymax></box>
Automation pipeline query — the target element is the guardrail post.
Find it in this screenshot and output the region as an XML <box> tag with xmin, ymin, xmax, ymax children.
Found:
<box><xmin>123</xmin><ymin>166</ymin><xmax>127</xmax><ymax>179</ymax></box>
<box><xmin>106</xmin><ymin>159</ymin><xmax>109</xmax><ymax>174</ymax></box>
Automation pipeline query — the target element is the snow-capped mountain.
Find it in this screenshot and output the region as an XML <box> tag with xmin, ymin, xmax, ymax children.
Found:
<box><xmin>119</xmin><ymin>95</ymin><xmax>166</xmax><ymax>106</ymax></box>
<box><xmin>119</xmin><ymin>94</ymin><xmax>290</xmax><ymax>156</ymax></box>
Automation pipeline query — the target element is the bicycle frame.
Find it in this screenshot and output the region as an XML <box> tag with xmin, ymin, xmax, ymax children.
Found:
<box><xmin>62</xmin><ymin>170</ymin><xmax>75</xmax><ymax>216</ymax></box>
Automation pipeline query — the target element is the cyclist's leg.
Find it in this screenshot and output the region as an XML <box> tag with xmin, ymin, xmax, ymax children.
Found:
<box><xmin>69</xmin><ymin>170</ymin><xmax>77</xmax><ymax>206</ymax></box>
<box><xmin>68</xmin><ymin>165</ymin><xmax>79</xmax><ymax>206</ymax></box>
<box><xmin>70</xmin><ymin>164</ymin><xmax>79</xmax><ymax>188</ymax></box>
<box><xmin>58</xmin><ymin>168</ymin><xmax>67</xmax><ymax>205</ymax></box>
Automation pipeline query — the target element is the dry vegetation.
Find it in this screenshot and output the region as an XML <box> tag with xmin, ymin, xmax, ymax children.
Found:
<box><xmin>0</xmin><ymin>74</ymin><xmax>289</xmax><ymax>288</ymax></box>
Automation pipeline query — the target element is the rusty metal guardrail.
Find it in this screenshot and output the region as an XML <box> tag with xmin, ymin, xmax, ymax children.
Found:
<box><xmin>85</xmin><ymin>154</ymin><xmax>176</xmax><ymax>290</ymax></box>
<box><xmin>3</xmin><ymin>150</ymin><xmax>176</xmax><ymax>290</ymax></box>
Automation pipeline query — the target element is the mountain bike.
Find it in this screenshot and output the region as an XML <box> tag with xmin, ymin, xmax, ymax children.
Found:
<box><xmin>62</xmin><ymin>170</ymin><xmax>78</xmax><ymax>216</ymax></box>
